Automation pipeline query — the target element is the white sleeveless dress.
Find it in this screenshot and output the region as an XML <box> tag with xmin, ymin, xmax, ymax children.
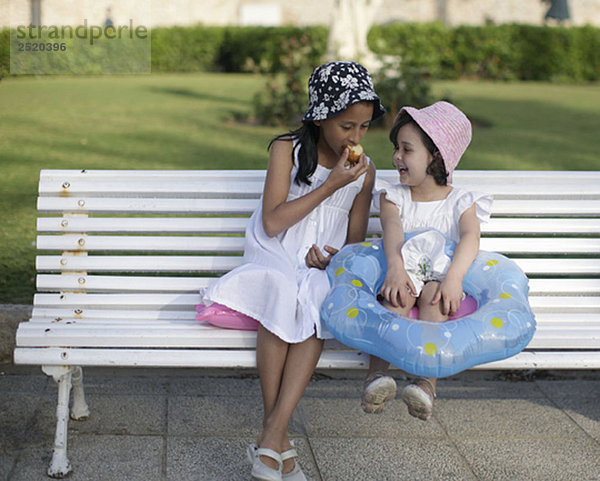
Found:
<box><xmin>201</xmin><ymin>146</ymin><xmax>369</xmax><ymax>343</ymax></box>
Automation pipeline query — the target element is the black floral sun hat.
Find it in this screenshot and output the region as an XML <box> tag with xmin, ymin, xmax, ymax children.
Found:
<box><xmin>302</xmin><ymin>61</ymin><xmax>386</xmax><ymax>122</ymax></box>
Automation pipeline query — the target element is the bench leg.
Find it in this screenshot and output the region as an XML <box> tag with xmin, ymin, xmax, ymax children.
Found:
<box><xmin>42</xmin><ymin>366</ymin><xmax>73</xmax><ymax>478</ymax></box>
<box><xmin>70</xmin><ymin>366</ymin><xmax>90</xmax><ymax>420</ymax></box>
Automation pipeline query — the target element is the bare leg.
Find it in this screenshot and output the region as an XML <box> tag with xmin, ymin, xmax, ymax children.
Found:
<box><xmin>256</xmin><ymin>325</ymin><xmax>323</xmax><ymax>472</ymax></box>
<box><xmin>255</xmin><ymin>324</ymin><xmax>289</xmax><ymax>471</ymax></box>
<box><xmin>367</xmin><ymin>296</ymin><xmax>416</xmax><ymax>377</ymax></box>
<box><xmin>362</xmin><ymin>296</ymin><xmax>417</xmax><ymax>413</ymax></box>
<box><xmin>256</xmin><ymin>324</ymin><xmax>289</xmax><ymax>422</ymax></box>
<box><xmin>416</xmin><ymin>282</ymin><xmax>450</xmax><ymax>393</ymax></box>
<box><xmin>401</xmin><ymin>282</ymin><xmax>450</xmax><ymax>420</ymax></box>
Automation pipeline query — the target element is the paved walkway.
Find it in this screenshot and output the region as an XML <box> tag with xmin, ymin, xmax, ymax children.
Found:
<box><xmin>1</xmin><ymin>365</ymin><xmax>599</xmax><ymax>481</ymax></box>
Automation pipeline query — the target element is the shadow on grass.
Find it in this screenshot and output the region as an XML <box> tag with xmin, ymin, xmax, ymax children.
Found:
<box><xmin>1</xmin><ymin>120</ymin><xmax>270</xmax><ymax>172</ymax></box>
<box><xmin>147</xmin><ymin>86</ymin><xmax>252</xmax><ymax>106</ymax></box>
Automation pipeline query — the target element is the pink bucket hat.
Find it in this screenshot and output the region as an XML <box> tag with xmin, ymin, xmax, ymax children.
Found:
<box><xmin>399</xmin><ymin>101</ymin><xmax>472</xmax><ymax>183</ymax></box>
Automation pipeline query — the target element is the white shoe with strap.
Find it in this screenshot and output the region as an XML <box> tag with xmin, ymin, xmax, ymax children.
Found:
<box><xmin>281</xmin><ymin>445</ymin><xmax>307</xmax><ymax>481</ymax></box>
<box><xmin>248</xmin><ymin>441</ymin><xmax>307</xmax><ymax>480</ymax></box>
<box><xmin>249</xmin><ymin>447</ymin><xmax>282</xmax><ymax>481</ymax></box>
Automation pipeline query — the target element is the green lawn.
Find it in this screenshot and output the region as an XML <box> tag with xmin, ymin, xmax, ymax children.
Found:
<box><xmin>1</xmin><ymin>73</ymin><xmax>599</xmax><ymax>303</ymax></box>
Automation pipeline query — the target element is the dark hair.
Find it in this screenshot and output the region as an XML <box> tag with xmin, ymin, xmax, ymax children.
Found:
<box><xmin>389</xmin><ymin>111</ymin><xmax>448</xmax><ymax>186</ymax></box>
<box><xmin>268</xmin><ymin>122</ymin><xmax>320</xmax><ymax>186</ymax></box>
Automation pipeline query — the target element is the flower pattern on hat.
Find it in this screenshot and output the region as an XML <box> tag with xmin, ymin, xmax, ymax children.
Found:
<box><xmin>303</xmin><ymin>61</ymin><xmax>385</xmax><ymax>122</ymax></box>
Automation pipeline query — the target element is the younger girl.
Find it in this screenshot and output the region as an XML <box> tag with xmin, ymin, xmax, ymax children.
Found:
<box><xmin>363</xmin><ymin>101</ymin><xmax>492</xmax><ymax>420</ymax></box>
<box><xmin>200</xmin><ymin>61</ymin><xmax>385</xmax><ymax>480</ymax></box>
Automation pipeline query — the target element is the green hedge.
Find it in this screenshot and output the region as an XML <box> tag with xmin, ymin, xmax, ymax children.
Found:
<box><xmin>0</xmin><ymin>28</ymin><xmax>9</xmax><ymax>80</ymax></box>
<box><xmin>150</xmin><ymin>26</ymin><xmax>225</xmax><ymax>72</ymax></box>
<box><xmin>1</xmin><ymin>24</ymin><xmax>598</xmax><ymax>81</ymax></box>
<box><xmin>0</xmin><ymin>25</ymin><xmax>327</xmax><ymax>76</ymax></box>
<box><xmin>214</xmin><ymin>26</ymin><xmax>328</xmax><ymax>72</ymax></box>
<box><xmin>369</xmin><ymin>23</ymin><xmax>600</xmax><ymax>82</ymax></box>
<box><xmin>150</xmin><ymin>25</ymin><xmax>327</xmax><ymax>73</ymax></box>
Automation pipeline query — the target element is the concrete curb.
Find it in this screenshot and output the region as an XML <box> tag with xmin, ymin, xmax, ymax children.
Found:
<box><xmin>0</xmin><ymin>304</ymin><xmax>32</xmax><ymax>363</ymax></box>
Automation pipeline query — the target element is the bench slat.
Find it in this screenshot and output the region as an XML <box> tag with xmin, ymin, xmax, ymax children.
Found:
<box><xmin>37</xmin><ymin>217</ymin><xmax>251</xmax><ymax>234</ymax></box>
<box><xmin>9</xmin><ymin>346</ymin><xmax>362</xmax><ymax>368</ymax></box>
<box><xmin>39</xmin><ymin>169</ymin><xmax>600</xmax><ymax>196</ymax></box>
<box><xmin>38</xmin><ymin>197</ymin><xmax>259</xmax><ymax>215</ymax></box>
<box><xmin>13</xmin><ymin>346</ymin><xmax>600</xmax><ymax>370</ymax></box>
<box><xmin>39</xmin><ymin>169</ymin><xmax>268</xmax><ymax>181</ymax></box>
<box><xmin>37</xmin><ymin>196</ymin><xmax>600</xmax><ymax>216</ymax></box>
<box><xmin>30</xmin><ymin>309</ymin><xmax>198</xmax><ymax>321</ymax></box>
<box><xmin>33</xmin><ymin>292</ymin><xmax>202</xmax><ymax>309</ymax></box>
<box><xmin>39</xmin><ymin>169</ymin><xmax>600</xmax><ymax>182</ymax></box>
<box><xmin>482</xmin><ymin>218</ymin><xmax>600</xmax><ymax>235</ymax></box>
<box><xmin>33</xmin><ymin>293</ymin><xmax>600</xmax><ymax>312</ymax></box>
<box><xmin>39</xmin><ymin>177</ymin><xmax>600</xmax><ymax>198</ymax></box>
<box><xmin>37</xmin><ymin>235</ymin><xmax>246</xmax><ymax>253</ymax></box>
<box><xmin>15</xmin><ymin>323</ymin><xmax>600</xmax><ymax>349</ymax></box>
<box><xmin>36</xmin><ymin>255</ymin><xmax>600</xmax><ymax>276</ymax></box>
<box><xmin>25</xmin><ymin>313</ymin><xmax>600</xmax><ymax>328</ymax></box>
<box><xmin>40</xmin><ymin>179</ymin><xmax>265</xmax><ymax>198</ymax></box>
<box><xmin>36</xmin><ymin>255</ymin><xmax>241</xmax><ymax>273</ymax></box>
<box><xmin>37</xmin><ymin>274</ymin><xmax>214</xmax><ymax>291</ymax></box>
<box><xmin>36</xmin><ymin>274</ymin><xmax>600</xmax><ymax>296</ymax></box>
<box><xmin>37</xmin><ymin>216</ymin><xmax>600</xmax><ymax>235</ymax></box>
<box><xmin>36</xmin><ymin>235</ymin><xmax>600</xmax><ymax>255</ymax></box>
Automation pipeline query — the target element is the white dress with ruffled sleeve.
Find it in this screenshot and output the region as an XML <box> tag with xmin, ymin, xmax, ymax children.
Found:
<box><xmin>374</xmin><ymin>180</ymin><xmax>493</xmax><ymax>295</ymax></box>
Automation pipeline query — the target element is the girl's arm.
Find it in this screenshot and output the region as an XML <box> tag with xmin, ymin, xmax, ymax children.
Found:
<box><xmin>304</xmin><ymin>161</ymin><xmax>375</xmax><ymax>269</ymax></box>
<box><xmin>262</xmin><ymin>139</ymin><xmax>368</xmax><ymax>238</ymax></box>
<box><xmin>379</xmin><ymin>193</ymin><xmax>416</xmax><ymax>307</ymax></box>
<box><xmin>345</xmin><ymin>161</ymin><xmax>375</xmax><ymax>244</ymax></box>
<box><xmin>432</xmin><ymin>204</ymin><xmax>480</xmax><ymax>315</ymax></box>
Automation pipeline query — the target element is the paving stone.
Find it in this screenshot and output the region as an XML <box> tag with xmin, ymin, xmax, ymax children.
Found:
<box><xmin>0</xmin><ymin>394</ymin><xmax>47</xmax><ymax>450</ymax></box>
<box><xmin>169</xmin><ymin>375</ymin><xmax>261</xmax><ymax>397</ymax></box>
<box><xmin>435</xmin><ymin>398</ymin><xmax>587</xmax><ymax>439</ymax></box>
<box><xmin>168</xmin><ymin>395</ymin><xmax>265</xmax><ymax>438</ymax></box>
<box><xmin>310</xmin><ymin>437</ymin><xmax>476</xmax><ymax>481</ymax></box>
<box><xmin>300</xmin><ymin>397</ymin><xmax>445</xmax><ymax>439</ymax></box>
<box><xmin>9</xmin><ymin>434</ymin><xmax>163</xmax><ymax>481</ymax></box>
<box><xmin>455</xmin><ymin>438</ymin><xmax>600</xmax><ymax>481</ymax></box>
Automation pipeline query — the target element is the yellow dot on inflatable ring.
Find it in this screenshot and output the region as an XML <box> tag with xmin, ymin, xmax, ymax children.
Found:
<box><xmin>487</xmin><ymin>259</ymin><xmax>499</xmax><ymax>267</ymax></box>
<box><xmin>491</xmin><ymin>317</ymin><xmax>504</xmax><ymax>328</ymax></box>
<box><xmin>361</xmin><ymin>242</ymin><xmax>372</xmax><ymax>247</ymax></box>
<box><xmin>499</xmin><ymin>292</ymin><xmax>512</xmax><ymax>299</ymax></box>
<box><xmin>424</xmin><ymin>343</ymin><xmax>437</xmax><ymax>356</ymax></box>
<box><xmin>346</xmin><ymin>307</ymin><xmax>359</xmax><ymax>318</ymax></box>
<box><xmin>351</xmin><ymin>279</ymin><xmax>363</xmax><ymax>287</ymax></box>
<box><xmin>335</xmin><ymin>267</ymin><xmax>345</xmax><ymax>276</ymax></box>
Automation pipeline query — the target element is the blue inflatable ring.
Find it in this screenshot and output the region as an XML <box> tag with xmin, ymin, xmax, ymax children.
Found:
<box><xmin>321</xmin><ymin>239</ymin><xmax>536</xmax><ymax>378</ymax></box>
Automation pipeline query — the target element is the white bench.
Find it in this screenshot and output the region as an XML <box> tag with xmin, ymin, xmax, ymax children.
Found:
<box><xmin>14</xmin><ymin>169</ymin><xmax>600</xmax><ymax>477</ymax></box>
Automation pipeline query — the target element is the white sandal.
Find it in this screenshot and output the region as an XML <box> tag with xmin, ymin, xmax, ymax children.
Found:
<box><xmin>248</xmin><ymin>442</ymin><xmax>306</xmax><ymax>481</ymax></box>
<box><xmin>250</xmin><ymin>447</ymin><xmax>282</xmax><ymax>481</ymax></box>
<box><xmin>281</xmin><ymin>445</ymin><xmax>307</xmax><ymax>481</ymax></box>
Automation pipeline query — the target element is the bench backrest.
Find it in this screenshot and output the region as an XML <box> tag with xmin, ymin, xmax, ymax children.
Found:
<box><xmin>31</xmin><ymin>169</ymin><xmax>600</xmax><ymax>353</ymax></box>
